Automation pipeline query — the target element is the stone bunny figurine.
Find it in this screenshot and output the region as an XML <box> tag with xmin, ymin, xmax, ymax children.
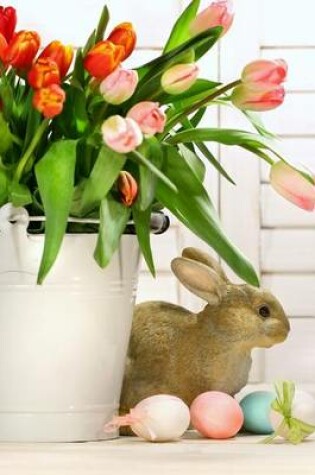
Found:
<box><xmin>120</xmin><ymin>247</ymin><xmax>290</xmax><ymax>419</ymax></box>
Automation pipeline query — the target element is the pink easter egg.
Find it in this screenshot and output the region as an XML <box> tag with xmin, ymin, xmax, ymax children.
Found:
<box><xmin>190</xmin><ymin>391</ymin><xmax>244</xmax><ymax>439</ymax></box>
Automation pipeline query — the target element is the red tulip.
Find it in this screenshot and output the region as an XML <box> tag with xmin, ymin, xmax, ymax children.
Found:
<box><xmin>5</xmin><ymin>30</ymin><xmax>40</xmax><ymax>70</ymax></box>
<box><xmin>0</xmin><ymin>32</ymin><xmax>7</xmax><ymax>62</ymax></box>
<box><xmin>270</xmin><ymin>161</ymin><xmax>315</xmax><ymax>212</ymax></box>
<box><xmin>231</xmin><ymin>84</ymin><xmax>285</xmax><ymax>111</ymax></box>
<box><xmin>28</xmin><ymin>58</ymin><xmax>60</xmax><ymax>89</ymax></box>
<box><xmin>33</xmin><ymin>84</ymin><xmax>66</xmax><ymax>119</ymax></box>
<box><xmin>39</xmin><ymin>40</ymin><xmax>74</xmax><ymax>78</ymax></box>
<box><xmin>107</xmin><ymin>22</ymin><xmax>136</xmax><ymax>61</ymax></box>
<box><xmin>84</xmin><ymin>40</ymin><xmax>124</xmax><ymax>79</ymax></box>
<box><xmin>0</xmin><ymin>6</ymin><xmax>16</xmax><ymax>42</ymax></box>
<box><xmin>118</xmin><ymin>171</ymin><xmax>138</xmax><ymax>207</ymax></box>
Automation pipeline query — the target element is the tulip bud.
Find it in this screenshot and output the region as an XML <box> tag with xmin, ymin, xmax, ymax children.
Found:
<box><xmin>242</xmin><ymin>59</ymin><xmax>288</xmax><ymax>87</ymax></box>
<box><xmin>231</xmin><ymin>84</ymin><xmax>285</xmax><ymax>112</ymax></box>
<box><xmin>84</xmin><ymin>40</ymin><xmax>124</xmax><ymax>79</ymax></box>
<box><xmin>39</xmin><ymin>40</ymin><xmax>74</xmax><ymax>78</ymax></box>
<box><xmin>107</xmin><ymin>22</ymin><xmax>136</xmax><ymax>61</ymax></box>
<box><xmin>101</xmin><ymin>115</ymin><xmax>143</xmax><ymax>154</ymax></box>
<box><xmin>161</xmin><ymin>63</ymin><xmax>199</xmax><ymax>95</ymax></box>
<box><xmin>0</xmin><ymin>6</ymin><xmax>17</xmax><ymax>43</ymax></box>
<box><xmin>33</xmin><ymin>84</ymin><xmax>66</xmax><ymax>119</ymax></box>
<box><xmin>0</xmin><ymin>32</ymin><xmax>7</xmax><ymax>62</ymax></box>
<box><xmin>118</xmin><ymin>171</ymin><xmax>138</xmax><ymax>207</ymax></box>
<box><xmin>127</xmin><ymin>101</ymin><xmax>166</xmax><ymax>136</ymax></box>
<box><xmin>100</xmin><ymin>68</ymin><xmax>138</xmax><ymax>105</ymax></box>
<box><xmin>28</xmin><ymin>58</ymin><xmax>60</xmax><ymax>89</ymax></box>
<box><xmin>270</xmin><ymin>161</ymin><xmax>315</xmax><ymax>212</ymax></box>
<box><xmin>5</xmin><ymin>30</ymin><xmax>40</xmax><ymax>70</ymax></box>
<box><xmin>190</xmin><ymin>0</ymin><xmax>234</xmax><ymax>37</ymax></box>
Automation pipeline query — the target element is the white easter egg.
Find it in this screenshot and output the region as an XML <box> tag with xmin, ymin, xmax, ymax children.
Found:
<box><xmin>270</xmin><ymin>390</ymin><xmax>315</xmax><ymax>440</ymax></box>
<box><xmin>131</xmin><ymin>394</ymin><xmax>190</xmax><ymax>442</ymax></box>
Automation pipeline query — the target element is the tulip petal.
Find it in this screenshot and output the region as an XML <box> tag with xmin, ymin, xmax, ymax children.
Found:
<box><xmin>270</xmin><ymin>161</ymin><xmax>315</xmax><ymax>211</ymax></box>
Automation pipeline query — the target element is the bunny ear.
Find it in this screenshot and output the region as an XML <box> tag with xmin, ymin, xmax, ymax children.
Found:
<box><xmin>182</xmin><ymin>247</ymin><xmax>230</xmax><ymax>283</ymax></box>
<box><xmin>171</xmin><ymin>257</ymin><xmax>226</xmax><ymax>305</ymax></box>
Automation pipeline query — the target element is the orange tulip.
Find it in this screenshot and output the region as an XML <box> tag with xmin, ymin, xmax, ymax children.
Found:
<box><xmin>28</xmin><ymin>58</ymin><xmax>60</xmax><ymax>89</ymax></box>
<box><xmin>0</xmin><ymin>32</ymin><xmax>7</xmax><ymax>62</ymax></box>
<box><xmin>5</xmin><ymin>30</ymin><xmax>40</xmax><ymax>69</ymax></box>
<box><xmin>118</xmin><ymin>171</ymin><xmax>138</xmax><ymax>207</ymax></box>
<box><xmin>83</xmin><ymin>40</ymin><xmax>124</xmax><ymax>79</ymax></box>
<box><xmin>107</xmin><ymin>22</ymin><xmax>136</xmax><ymax>61</ymax></box>
<box><xmin>33</xmin><ymin>84</ymin><xmax>66</xmax><ymax>119</ymax></box>
<box><xmin>39</xmin><ymin>40</ymin><xmax>74</xmax><ymax>78</ymax></box>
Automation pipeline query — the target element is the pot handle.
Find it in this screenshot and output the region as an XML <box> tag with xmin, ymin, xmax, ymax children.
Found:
<box><xmin>0</xmin><ymin>204</ymin><xmax>29</xmax><ymax>235</ymax></box>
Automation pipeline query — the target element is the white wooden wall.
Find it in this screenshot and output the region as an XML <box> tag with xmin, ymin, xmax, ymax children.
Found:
<box><xmin>17</xmin><ymin>0</ymin><xmax>315</xmax><ymax>388</ymax></box>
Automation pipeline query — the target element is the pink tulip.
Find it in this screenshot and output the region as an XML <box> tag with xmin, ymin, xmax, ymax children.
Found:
<box><xmin>127</xmin><ymin>101</ymin><xmax>166</xmax><ymax>136</ymax></box>
<box><xmin>270</xmin><ymin>161</ymin><xmax>315</xmax><ymax>212</ymax></box>
<box><xmin>100</xmin><ymin>67</ymin><xmax>138</xmax><ymax>105</ymax></box>
<box><xmin>190</xmin><ymin>0</ymin><xmax>234</xmax><ymax>37</ymax></box>
<box><xmin>161</xmin><ymin>63</ymin><xmax>199</xmax><ymax>95</ymax></box>
<box><xmin>101</xmin><ymin>115</ymin><xmax>143</xmax><ymax>154</ymax></box>
<box><xmin>231</xmin><ymin>84</ymin><xmax>285</xmax><ymax>111</ymax></box>
<box><xmin>242</xmin><ymin>59</ymin><xmax>288</xmax><ymax>87</ymax></box>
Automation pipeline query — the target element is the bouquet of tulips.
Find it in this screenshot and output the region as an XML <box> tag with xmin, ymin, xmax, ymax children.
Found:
<box><xmin>0</xmin><ymin>1</ymin><xmax>314</xmax><ymax>284</ymax></box>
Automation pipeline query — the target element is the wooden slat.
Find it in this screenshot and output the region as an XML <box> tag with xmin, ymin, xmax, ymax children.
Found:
<box><xmin>137</xmin><ymin>273</ymin><xmax>178</xmax><ymax>304</ymax></box>
<box><xmin>262</xmin><ymin>274</ymin><xmax>315</xmax><ymax>317</ymax></box>
<box><xmin>261</xmin><ymin>229</ymin><xmax>315</xmax><ymax>272</ymax></box>
<box><xmin>140</xmin><ymin>228</ymin><xmax>178</xmax><ymax>273</ymax></box>
<box><xmin>261</xmin><ymin>184</ymin><xmax>315</xmax><ymax>228</ymax></box>
<box><xmin>261</xmin><ymin>0</ymin><xmax>315</xmax><ymax>47</ymax></box>
<box><xmin>264</xmin><ymin>318</ymin><xmax>315</xmax><ymax>383</ymax></box>
<box><xmin>12</xmin><ymin>0</ymin><xmax>181</xmax><ymax>47</ymax></box>
<box><xmin>262</xmin><ymin>49</ymin><xmax>315</xmax><ymax>91</ymax></box>
<box><xmin>262</xmin><ymin>93</ymin><xmax>315</xmax><ymax>135</ymax></box>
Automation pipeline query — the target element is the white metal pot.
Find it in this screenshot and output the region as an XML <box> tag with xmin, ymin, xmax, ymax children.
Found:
<box><xmin>0</xmin><ymin>204</ymin><xmax>142</xmax><ymax>442</ymax></box>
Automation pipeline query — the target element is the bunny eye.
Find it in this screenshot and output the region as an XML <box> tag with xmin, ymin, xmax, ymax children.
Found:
<box><xmin>258</xmin><ymin>305</ymin><xmax>271</xmax><ymax>318</ymax></box>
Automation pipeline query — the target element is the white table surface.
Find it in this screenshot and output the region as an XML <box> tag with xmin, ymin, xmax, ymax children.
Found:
<box><xmin>0</xmin><ymin>432</ymin><xmax>314</xmax><ymax>475</ymax></box>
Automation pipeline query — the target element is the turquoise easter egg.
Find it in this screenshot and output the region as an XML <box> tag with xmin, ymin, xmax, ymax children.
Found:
<box><xmin>240</xmin><ymin>391</ymin><xmax>275</xmax><ymax>434</ymax></box>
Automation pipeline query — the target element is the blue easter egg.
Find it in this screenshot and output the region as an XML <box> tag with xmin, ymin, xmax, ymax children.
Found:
<box><xmin>240</xmin><ymin>391</ymin><xmax>275</xmax><ymax>434</ymax></box>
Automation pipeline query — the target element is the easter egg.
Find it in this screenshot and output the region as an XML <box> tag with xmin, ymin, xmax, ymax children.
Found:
<box><xmin>270</xmin><ymin>390</ymin><xmax>315</xmax><ymax>441</ymax></box>
<box><xmin>240</xmin><ymin>391</ymin><xmax>275</xmax><ymax>434</ymax></box>
<box><xmin>190</xmin><ymin>391</ymin><xmax>244</xmax><ymax>439</ymax></box>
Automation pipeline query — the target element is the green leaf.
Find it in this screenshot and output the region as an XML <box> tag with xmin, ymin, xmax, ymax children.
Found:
<box><xmin>95</xmin><ymin>5</ymin><xmax>110</xmax><ymax>42</ymax></box>
<box><xmin>178</xmin><ymin>144</ymin><xmax>205</xmax><ymax>182</ymax></box>
<box><xmin>94</xmin><ymin>195</ymin><xmax>130</xmax><ymax>268</ymax></box>
<box><xmin>159</xmin><ymin>79</ymin><xmax>219</xmax><ymax>107</ymax></box>
<box><xmin>135</xmin><ymin>26</ymin><xmax>222</xmax><ymax>88</ymax></box>
<box><xmin>82</xmin><ymin>29</ymin><xmax>96</xmax><ymax>56</ymax></box>
<box><xmin>0</xmin><ymin>169</ymin><xmax>8</xmax><ymax>206</ymax></box>
<box><xmin>0</xmin><ymin>113</ymin><xmax>13</xmax><ymax>154</ymax></box>
<box><xmin>72</xmin><ymin>145</ymin><xmax>126</xmax><ymax>217</ymax></box>
<box><xmin>138</xmin><ymin>138</ymin><xmax>163</xmax><ymax>211</ymax></box>
<box><xmin>71</xmin><ymin>48</ymin><xmax>85</xmax><ymax>89</ymax></box>
<box><xmin>133</xmin><ymin>205</ymin><xmax>155</xmax><ymax>276</ymax></box>
<box><xmin>242</xmin><ymin>110</ymin><xmax>276</xmax><ymax>139</ymax></box>
<box><xmin>157</xmin><ymin>146</ymin><xmax>259</xmax><ymax>286</ymax></box>
<box><xmin>35</xmin><ymin>140</ymin><xmax>77</xmax><ymax>284</ymax></box>
<box><xmin>55</xmin><ymin>86</ymin><xmax>89</xmax><ymax>138</ymax></box>
<box><xmin>9</xmin><ymin>182</ymin><xmax>32</xmax><ymax>207</ymax></box>
<box><xmin>195</xmin><ymin>142</ymin><xmax>236</xmax><ymax>184</ymax></box>
<box><xmin>166</xmin><ymin>127</ymin><xmax>283</xmax><ymax>160</ymax></box>
<box><xmin>130</xmin><ymin>150</ymin><xmax>177</xmax><ymax>193</ymax></box>
<box><xmin>163</xmin><ymin>0</ymin><xmax>200</xmax><ymax>53</ymax></box>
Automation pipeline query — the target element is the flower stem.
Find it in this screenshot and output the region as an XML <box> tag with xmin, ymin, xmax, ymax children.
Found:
<box><xmin>164</xmin><ymin>79</ymin><xmax>242</xmax><ymax>134</ymax></box>
<box><xmin>14</xmin><ymin>119</ymin><xmax>49</xmax><ymax>182</ymax></box>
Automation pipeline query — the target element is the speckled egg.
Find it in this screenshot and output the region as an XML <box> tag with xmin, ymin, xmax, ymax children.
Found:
<box><xmin>240</xmin><ymin>391</ymin><xmax>275</xmax><ymax>434</ymax></box>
